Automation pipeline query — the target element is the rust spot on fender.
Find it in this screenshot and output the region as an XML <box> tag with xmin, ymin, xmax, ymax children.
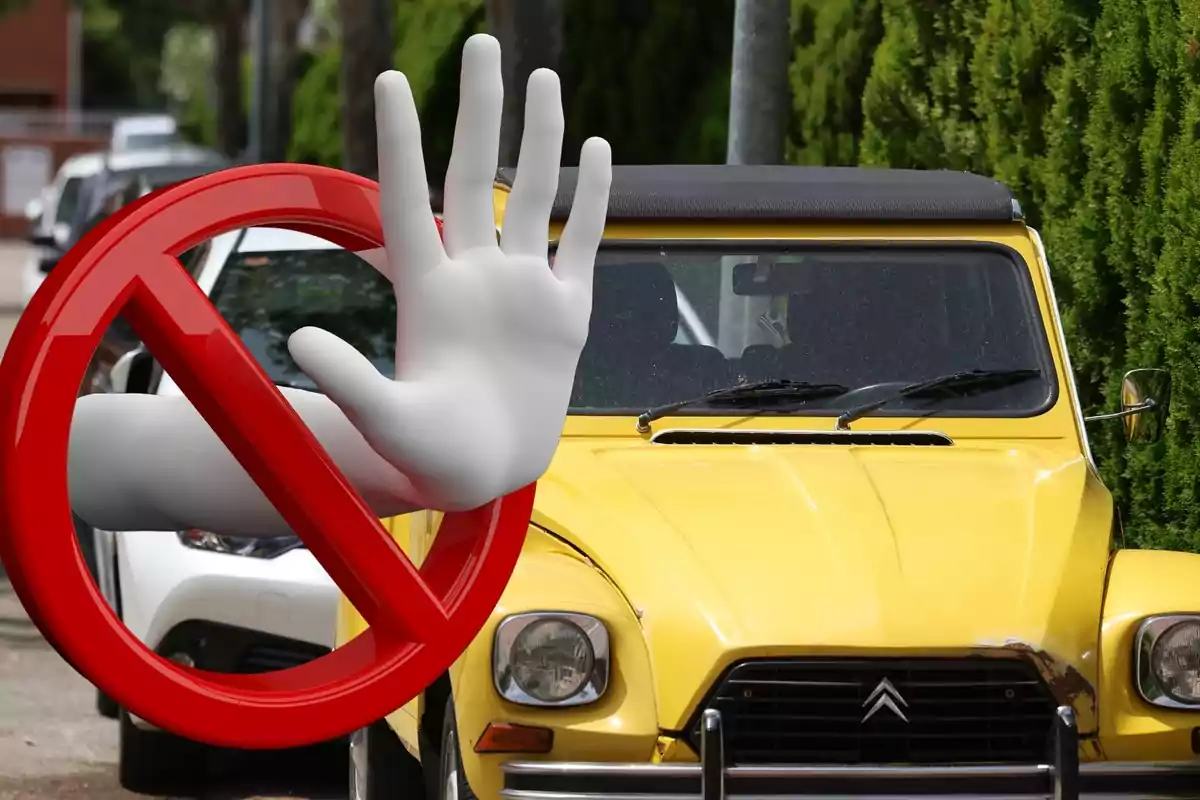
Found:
<box><xmin>985</xmin><ymin>640</ymin><xmax>1098</xmax><ymax>720</ymax></box>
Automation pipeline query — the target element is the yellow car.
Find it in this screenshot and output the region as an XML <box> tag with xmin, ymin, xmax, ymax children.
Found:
<box><xmin>342</xmin><ymin>165</ymin><xmax>1200</xmax><ymax>799</ymax></box>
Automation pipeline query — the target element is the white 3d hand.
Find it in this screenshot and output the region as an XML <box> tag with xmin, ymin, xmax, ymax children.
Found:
<box><xmin>66</xmin><ymin>34</ymin><xmax>610</xmax><ymax>536</ymax></box>
<box><xmin>287</xmin><ymin>34</ymin><xmax>612</xmax><ymax>511</ymax></box>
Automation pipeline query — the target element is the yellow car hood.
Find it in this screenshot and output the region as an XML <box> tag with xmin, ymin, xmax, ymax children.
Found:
<box><xmin>532</xmin><ymin>437</ymin><xmax>1113</xmax><ymax>732</ymax></box>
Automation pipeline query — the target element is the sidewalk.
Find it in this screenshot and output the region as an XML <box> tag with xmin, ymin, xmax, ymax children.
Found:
<box><xmin>0</xmin><ymin>577</ymin><xmax>125</xmax><ymax>797</ymax></box>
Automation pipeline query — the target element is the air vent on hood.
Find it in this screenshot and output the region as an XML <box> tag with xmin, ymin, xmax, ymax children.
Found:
<box><xmin>650</xmin><ymin>429</ymin><xmax>953</xmax><ymax>446</ymax></box>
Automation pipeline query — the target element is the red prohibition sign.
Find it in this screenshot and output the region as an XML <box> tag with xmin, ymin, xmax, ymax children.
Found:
<box><xmin>0</xmin><ymin>164</ymin><xmax>536</xmax><ymax>749</ymax></box>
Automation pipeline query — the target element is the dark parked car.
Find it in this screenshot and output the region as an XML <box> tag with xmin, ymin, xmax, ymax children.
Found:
<box><xmin>42</xmin><ymin>146</ymin><xmax>228</xmax><ymax>267</ymax></box>
<box><xmin>36</xmin><ymin>148</ymin><xmax>229</xmax><ymax>649</ymax></box>
<box><xmin>35</xmin><ymin>147</ymin><xmax>229</xmax><ymax>395</ymax></box>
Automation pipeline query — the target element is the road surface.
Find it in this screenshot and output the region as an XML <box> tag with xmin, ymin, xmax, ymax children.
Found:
<box><xmin>0</xmin><ymin>242</ymin><xmax>345</xmax><ymax>799</ymax></box>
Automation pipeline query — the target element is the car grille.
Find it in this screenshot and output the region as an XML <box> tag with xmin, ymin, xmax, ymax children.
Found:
<box><xmin>236</xmin><ymin>639</ymin><xmax>329</xmax><ymax>673</ymax></box>
<box><xmin>689</xmin><ymin>658</ymin><xmax>1059</xmax><ymax>765</ymax></box>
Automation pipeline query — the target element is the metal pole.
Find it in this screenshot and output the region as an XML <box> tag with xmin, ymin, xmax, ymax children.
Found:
<box><xmin>720</xmin><ymin>0</ymin><xmax>791</xmax><ymax>358</ymax></box>
<box><xmin>725</xmin><ymin>0</ymin><xmax>791</xmax><ymax>165</ymax></box>
<box><xmin>248</xmin><ymin>0</ymin><xmax>271</xmax><ymax>163</ymax></box>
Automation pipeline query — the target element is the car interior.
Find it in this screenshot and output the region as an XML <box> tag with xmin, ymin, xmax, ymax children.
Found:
<box><xmin>569</xmin><ymin>253</ymin><xmax>1050</xmax><ymax>414</ymax></box>
<box><xmin>571</xmin><ymin>262</ymin><xmax>733</xmax><ymax>410</ymax></box>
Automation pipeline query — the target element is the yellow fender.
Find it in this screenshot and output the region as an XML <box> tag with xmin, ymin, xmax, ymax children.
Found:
<box><xmin>451</xmin><ymin>527</ymin><xmax>660</xmax><ymax>798</ymax></box>
<box><xmin>1098</xmin><ymin>548</ymin><xmax>1200</xmax><ymax>760</ymax></box>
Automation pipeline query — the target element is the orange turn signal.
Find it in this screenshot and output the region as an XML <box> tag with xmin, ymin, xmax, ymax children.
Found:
<box><xmin>474</xmin><ymin>721</ymin><xmax>554</xmax><ymax>754</ymax></box>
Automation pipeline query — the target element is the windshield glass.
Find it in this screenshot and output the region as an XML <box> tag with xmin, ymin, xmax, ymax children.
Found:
<box><xmin>73</xmin><ymin>182</ymin><xmax>133</xmax><ymax>244</ymax></box>
<box><xmin>119</xmin><ymin>132</ymin><xmax>178</xmax><ymax>150</ymax></box>
<box><xmin>211</xmin><ymin>247</ymin><xmax>396</xmax><ymax>389</ymax></box>
<box><xmin>573</xmin><ymin>245</ymin><xmax>1055</xmax><ymax>418</ymax></box>
<box><xmin>210</xmin><ymin>241</ymin><xmax>1056</xmax><ymax>419</ymax></box>
<box><xmin>55</xmin><ymin>176</ymin><xmax>82</xmax><ymax>225</ymax></box>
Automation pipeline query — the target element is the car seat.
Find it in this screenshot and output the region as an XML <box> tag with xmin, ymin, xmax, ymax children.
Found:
<box><xmin>572</xmin><ymin>262</ymin><xmax>731</xmax><ymax>410</ymax></box>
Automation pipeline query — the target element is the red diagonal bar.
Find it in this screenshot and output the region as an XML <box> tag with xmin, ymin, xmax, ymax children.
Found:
<box><xmin>123</xmin><ymin>255</ymin><xmax>450</xmax><ymax>640</ymax></box>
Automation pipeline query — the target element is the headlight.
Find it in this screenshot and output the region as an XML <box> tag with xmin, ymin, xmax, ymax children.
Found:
<box><xmin>1135</xmin><ymin>614</ymin><xmax>1200</xmax><ymax>707</ymax></box>
<box><xmin>177</xmin><ymin>529</ymin><xmax>303</xmax><ymax>559</ymax></box>
<box><xmin>493</xmin><ymin>612</ymin><xmax>610</xmax><ymax>707</ymax></box>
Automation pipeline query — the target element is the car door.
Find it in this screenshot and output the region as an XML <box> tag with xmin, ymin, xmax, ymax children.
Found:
<box><xmin>88</xmin><ymin>237</ymin><xmax>223</xmax><ymax>614</ymax></box>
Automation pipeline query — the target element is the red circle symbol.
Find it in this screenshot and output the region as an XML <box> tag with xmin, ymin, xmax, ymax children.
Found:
<box><xmin>0</xmin><ymin>164</ymin><xmax>535</xmax><ymax>749</ymax></box>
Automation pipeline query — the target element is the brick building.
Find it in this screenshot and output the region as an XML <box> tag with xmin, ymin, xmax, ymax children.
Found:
<box><xmin>0</xmin><ymin>0</ymin><xmax>107</xmax><ymax>237</ymax></box>
<box><xmin>0</xmin><ymin>0</ymin><xmax>71</xmax><ymax>110</ymax></box>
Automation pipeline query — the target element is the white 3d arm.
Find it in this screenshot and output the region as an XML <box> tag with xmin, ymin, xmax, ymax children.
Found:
<box><xmin>68</xmin><ymin>389</ymin><xmax>425</xmax><ymax>538</ymax></box>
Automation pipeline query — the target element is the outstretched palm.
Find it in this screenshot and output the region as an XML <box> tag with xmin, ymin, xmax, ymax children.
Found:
<box><xmin>288</xmin><ymin>34</ymin><xmax>612</xmax><ymax>511</ymax></box>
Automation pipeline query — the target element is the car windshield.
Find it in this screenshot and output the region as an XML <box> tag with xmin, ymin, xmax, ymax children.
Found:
<box><xmin>210</xmin><ymin>247</ymin><xmax>397</xmax><ymax>389</ymax></box>
<box><xmin>72</xmin><ymin>183</ymin><xmax>134</xmax><ymax>244</ymax></box>
<box><xmin>55</xmin><ymin>176</ymin><xmax>83</xmax><ymax>225</ymax></box>
<box><xmin>571</xmin><ymin>246</ymin><xmax>1055</xmax><ymax>418</ymax></box>
<box><xmin>119</xmin><ymin>132</ymin><xmax>178</xmax><ymax>150</ymax></box>
<box><xmin>212</xmin><ymin>242</ymin><xmax>1055</xmax><ymax>419</ymax></box>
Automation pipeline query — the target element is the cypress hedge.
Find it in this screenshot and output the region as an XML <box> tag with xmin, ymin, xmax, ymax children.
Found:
<box><xmin>288</xmin><ymin>0</ymin><xmax>734</xmax><ymax>174</ymax></box>
<box><xmin>796</xmin><ymin>0</ymin><xmax>1198</xmax><ymax>550</ymax></box>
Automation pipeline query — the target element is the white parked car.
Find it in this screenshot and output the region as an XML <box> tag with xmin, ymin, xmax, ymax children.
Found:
<box><xmin>22</xmin><ymin>150</ymin><xmax>106</xmax><ymax>305</ymax></box>
<box><xmin>88</xmin><ymin>225</ymin><xmax>396</xmax><ymax>795</ymax></box>
<box><xmin>109</xmin><ymin>113</ymin><xmax>179</xmax><ymax>152</ymax></box>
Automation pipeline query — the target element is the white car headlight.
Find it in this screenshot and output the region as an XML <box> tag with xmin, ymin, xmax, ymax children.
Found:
<box><xmin>1135</xmin><ymin>614</ymin><xmax>1200</xmax><ymax>708</ymax></box>
<box><xmin>493</xmin><ymin>612</ymin><xmax>610</xmax><ymax>707</ymax></box>
<box><xmin>177</xmin><ymin>529</ymin><xmax>303</xmax><ymax>559</ymax></box>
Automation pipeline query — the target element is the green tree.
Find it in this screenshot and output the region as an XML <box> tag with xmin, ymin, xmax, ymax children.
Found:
<box><xmin>288</xmin><ymin>0</ymin><xmax>484</xmax><ymax>171</ymax></box>
<box><xmin>0</xmin><ymin>0</ymin><xmax>31</xmax><ymax>16</ymax></box>
<box><xmin>859</xmin><ymin>0</ymin><xmax>987</xmax><ymax>172</ymax></box>
<box><xmin>787</xmin><ymin>0</ymin><xmax>885</xmax><ymax>166</ymax></box>
<box><xmin>558</xmin><ymin>0</ymin><xmax>734</xmax><ymax>164</ymax></box>
<box><xmin>289</xmin><ymin>0</ymin><xmax>735</xmax><ymax>171</ymax></box>
<box><xmin>416</xmin><ymin>3</ymin><xmax>488</xmax><ymax>189</ymax></box>
<box><xmin>1137</xmin><ymin>0</ymin><xmax>1200</xmax><ymax>550</ymax></box>
<box><xmin>288</xmin><ymin>46</ymin><xmax>344</xmax><ymax>166</ymax></box>
<box><xmin>1060</xmin><ymin>0</ymin><xmax>1161</xmax><ymax>512</ymax></box>
<box><xmin>160</xmin><ymin>23</ymin><xmax>217</xmax><ymax>146</ymax></box>
<box><xmin>1120</xmin><ymin>0</ymin><xmax>1185</xmax><ymax>542</ymax></box>
<box><xmin>81</xmin><ymin>0</ymin><xmax>204</xmax><ymax>109</ymax></box>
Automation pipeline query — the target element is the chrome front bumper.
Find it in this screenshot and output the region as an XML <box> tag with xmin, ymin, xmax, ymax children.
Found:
<box><xmin>501</xmin><ymin>707</ymin><xmax>1200</xmax><ymax>799</ymax></box>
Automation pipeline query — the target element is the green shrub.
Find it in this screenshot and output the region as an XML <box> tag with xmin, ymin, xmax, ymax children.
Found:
<box><xmin>815</xmin><ymin>0</ymin><xmax>1200</xmax><ymax>550</ymax></box>
<box><xmin>788</xmin><ymin>0</ymin><xmax>884</xmax><ymax>166</ymax></box>
<box><xmin>289</xmin><ymin>45</ymin><xmax>343</xmax><ymax>166</ymax></box>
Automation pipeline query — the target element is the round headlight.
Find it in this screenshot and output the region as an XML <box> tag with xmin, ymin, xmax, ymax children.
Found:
<box><xmin>510</xmin><ymin>618</ymin><xmax>595</xmax><ymax>703</ymax></box>
<box><xmin>1150</xmin><ymin>620</ymin><xmax>1200</xmax><ymax>703</ymax></box>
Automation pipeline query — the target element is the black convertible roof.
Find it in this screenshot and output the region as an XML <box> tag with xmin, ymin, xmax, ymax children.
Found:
<box><xmin>493</xmin><ymin>164</ymin><xmax>1021</xmax><ymax>223</ymax></box>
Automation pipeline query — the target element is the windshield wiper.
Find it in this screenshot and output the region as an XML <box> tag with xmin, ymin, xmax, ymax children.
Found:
<box><xmin>637</xmin><ymin>379</ymin><xmax>850</xmax><ymax>433</ymax></box>
<box><xmin>834</xmin><ymin>368</ymin><xmax>1043</xmax><ymax>430</ymax></box>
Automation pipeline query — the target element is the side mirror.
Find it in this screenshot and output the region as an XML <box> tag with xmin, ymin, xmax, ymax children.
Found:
<box><xmin>109</xmin><ymin>347</ymin><xmax>155</xmax><ymax>394</ymax></box>
<box><xmin>24</xmin><ymin>197</ymin><xmax>42</xmax><ymax>221</ymax></box>
<box><xmin>1084</xmin><ymin>368</ymin><xmax>1172</xmax><ymax>444</ymax></box>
